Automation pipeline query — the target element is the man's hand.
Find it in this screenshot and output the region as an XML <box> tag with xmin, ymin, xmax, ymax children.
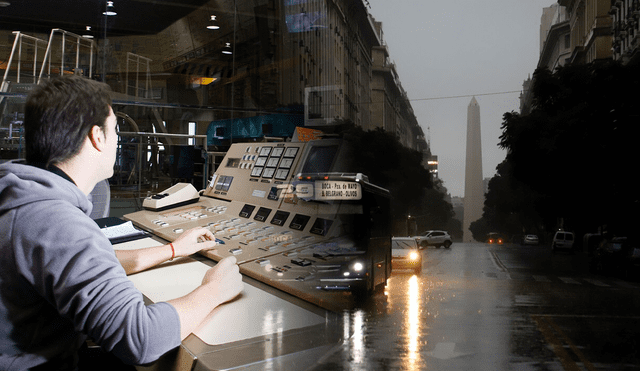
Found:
<box><xmin>202</xmin><ymin>256</ymin><xmax>244</xmax><ymax>307</ymax></box>
<box><xmin>167</xmin><ymin>256</ymin><xmax>244</xmax><ymax>339</ymax></box>
<box><xmin>171</xmin><ymin>227</ymin><xmax>217</xmax><ymax>258</ymax></box>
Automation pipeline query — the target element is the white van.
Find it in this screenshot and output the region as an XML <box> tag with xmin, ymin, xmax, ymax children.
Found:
<box><xmin>552</xmin><ymin>231</ymin><xmax>575</xmax><ymax>252</ymax></box>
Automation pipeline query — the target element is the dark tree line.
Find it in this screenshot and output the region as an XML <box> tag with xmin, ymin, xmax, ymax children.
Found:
<box><xmin>335</xmin><ymin>123</ymin><xmax>460</xmax><ymax>237</ymax></box>
<box><xmin>471</xmin><ymin>60</ymin><xmax>640</xmax><ymax>243</ymax></box>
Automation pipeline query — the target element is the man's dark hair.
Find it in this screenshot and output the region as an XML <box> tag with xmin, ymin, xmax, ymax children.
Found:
<box><xmin>24</xmin><ymin>75</ymin><xmax>112</xmax><ymax>167</ymax></box>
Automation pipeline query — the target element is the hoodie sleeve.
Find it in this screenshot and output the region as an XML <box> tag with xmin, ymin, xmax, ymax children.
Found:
<box><xmin>12</xmin><ymin>200</ymin><xmax>181</xmax><ymax>365</ymax></box>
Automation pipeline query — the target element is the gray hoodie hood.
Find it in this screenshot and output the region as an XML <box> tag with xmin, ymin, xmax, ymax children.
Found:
<box><xmin>0</xmin><ymin>160</ymin><xmax>92</xmax><ymax>216</ymax></box>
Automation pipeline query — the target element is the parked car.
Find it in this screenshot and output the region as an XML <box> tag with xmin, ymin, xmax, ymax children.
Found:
<box><xmin>551</xmin><ymin>231</ymin><xmax>574</xmax><ymax>252</ymax></box>
<box><xmin>523</xmin><ymin>235</ymin><xmax>539</xmax><ymax>246</ymax></box>
<box><xmin>415</xmin><ymin>230</ymin><xmax>452</xmax><ymax>249</ymax></box>
<box><xmin>487</xmin><ymin>232</ymin><xmax>504</xmax><ymax>245</ymax></box>
<box><xmin>391</xmin><ymin>237</ymin><xmax>423</xmax><ymax>274</ymax></box>
<box><xmin>590</xmin><ymin>237</ymin><xmax>640</xmax><ymax>280</ymax></box>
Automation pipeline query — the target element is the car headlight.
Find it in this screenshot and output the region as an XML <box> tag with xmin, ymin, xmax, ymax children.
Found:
<box><xmin>409</xmin><ymin>251</ymin><xmax>420</xmax><ymax>261</ymax></box>
<box><xmin>352</xmin><ymin>262</ymin><xmax>364</xmax><ymax>272</ymax></box>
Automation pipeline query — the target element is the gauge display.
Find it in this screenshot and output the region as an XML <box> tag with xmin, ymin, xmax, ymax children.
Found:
<box><xmin>259</xmin><ymin>147</ymin><xmax>272</xmax><ymax>156</ymax></box>
<box><xmin>266</xmin><ymin>157</ymin><xmax>280</xmax><ymax>167</ymax></box>
<box><xmin>255</xmin><ymin>157</ymin><xmax>267</xmax><ymax>166</ymax></box>
<box><xmin>262</xmin><ymin>167</ymin><xmax>275</xmax><ymax>178</ymax></box>
<box><xmin>250</xmin><ymin>166</ymin><xmax>264</xmax><ymax>177</ymax></box>
<box><xmin>267</xmin><ymin>187</ymin><xmax>281</xmax><ymax>201</ymax></box>
<box><xmin>284</xmin><ymin>147</ymin><xmax>299</xmax><ymax>158</ymax></box>
<box><xmin>271</xmin><ymin>147</ymin><xmax>284</xmax><ymax>157</ymax></box>
<box><xmin>279</xmin><ymin>158</ymin><xmax>294</xmax><ymax>169</ymax></box>
<box><xmin>226</xmin><ymin>158</ymin><xmax>240</xmax><ymax>168</ymax></box>
<box><xmin>274</xmin><ymin>169</ymin><xmax>289</xmax><ymax>180</ymax></box>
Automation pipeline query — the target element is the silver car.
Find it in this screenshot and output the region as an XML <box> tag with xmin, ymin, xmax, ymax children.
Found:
<box><xmin>415</xmin><ymin>230</ymin><xmax>452</xmax><ymax>249</ymax></box>
<box><xmin>523</xmin><ymin>235</ymin><xmax>539</xmax><ymax>245</ymax></box>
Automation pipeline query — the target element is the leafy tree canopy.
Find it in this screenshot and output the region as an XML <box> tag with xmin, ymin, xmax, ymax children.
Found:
<box><xmin>333</xmin><ymin>122</ymin><xmax>459</xmax><ymax>237</ymax></box>
<box><xmin>480</xmin><ymin>60</ymin><xmax>640</xmax><ymax>240</ymax></box>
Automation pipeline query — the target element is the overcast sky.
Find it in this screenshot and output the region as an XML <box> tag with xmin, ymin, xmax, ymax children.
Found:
<box><xmin>367</xmin><ymin>0</ymin><xmax>554</xmax><ymax>197</ymax></box>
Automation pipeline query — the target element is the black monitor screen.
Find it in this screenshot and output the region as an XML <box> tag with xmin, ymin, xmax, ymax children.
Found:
<box><xmin>270</xmin><ymin>210</ymin><xmax>290</xmax><ymax>226</ymax></box>
<box><xmin>253</xmin><ymin>207</ymin><xmax>272</xmax><ymax>222</ymax></box>
<box><xmin>301</xmin><ymin>145</ymin><xmax>338</xmax><ymax>174</ymax></box>
<box><xmin>239</xmin><ymin>204</ymin><xmax>255</xmax><ymax>218</ymax></box>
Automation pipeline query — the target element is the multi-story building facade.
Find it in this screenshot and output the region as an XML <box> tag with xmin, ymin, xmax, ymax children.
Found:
<box><xmin>521</xmin><ymin>1</ymin><xmax>610</xmax><ymax>114</ymax></box>
<box><xmin>557</xmin><ymin>0</ymin><xmax>613</xmax><ymax>64</ymax></box>
<box><xmin>370</xmin><ymin>22</ymin><xmax>425</xmax><ymax>153</ymax></box>
<box><xmin>539</xmin><ymin>4</ymin><xmax>572</xmax><ymax>71</ymax></box>
<box><xmin>521</xmin><ymin>3</ymin><xmax>571</xmax><ymax>114</ymax></box>
<box><xmin>609</xmin><ymin>0</ymin><xmax>640</xmax><ymax>65</ymax></box>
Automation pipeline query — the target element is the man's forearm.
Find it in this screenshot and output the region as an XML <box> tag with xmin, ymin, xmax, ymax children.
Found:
<box><xmin>166</xmin><ymin>285</ymin><xmax>221</xmax><ymax>340</ymax></box>
<box><xmin>115</xmin><ymin>245</ymin><xmax>173</xmax><ymax>275</ymax></box>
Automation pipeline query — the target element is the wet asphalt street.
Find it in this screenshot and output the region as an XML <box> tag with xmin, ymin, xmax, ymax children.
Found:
<box><xmin>311</xmin><ymin>242</ymin><xmax>640</xmax><ymax>371</ymax></box>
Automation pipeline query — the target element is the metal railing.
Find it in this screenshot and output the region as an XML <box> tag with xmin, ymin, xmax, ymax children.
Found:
<box><xmin>2</xmin><ymin>32</ymin><xmax>48</xmax><ymax>88</ymax></box>
<box><xmin>125</xmin><ymin>52</ymin><xmax>152</xmax><ymax>99</ymax></box>
<box><xmin>38</xmin><ymin>28</ymin><xmax>97</xmax><ymax>82</ymax></box>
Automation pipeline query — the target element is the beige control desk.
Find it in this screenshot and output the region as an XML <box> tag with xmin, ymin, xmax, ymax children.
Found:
<box><xmin>114</xmin><ymin>237</ymin><xmax>342</xmax><ymax>371</ymax></box>
<box><xmin>125</xmin><ymin>141</ymin><xmax>389</xmax><ymax>310</ymax></box>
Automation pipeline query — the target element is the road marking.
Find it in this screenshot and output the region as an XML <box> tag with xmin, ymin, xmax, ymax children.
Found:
<box><xmin>489</xmin><ymin>251</ymin><xmax>508</xmax><ymax>272</ymax></box>
<box><xmin>583</xmin><ymin>278</ymin><xmax>609</xmax><ymax>287</ymax></box>
<box><xmin>532</xmin><ymin>315</ymin><xmax>598</xmax><ymax>371</ymax></box>
<box><xmin>533</xmin><ymin>275</ymin><xmax>551</xmax><ymax>282</ymax></box>
<box><xmin>426</xmin><ymin>342</ymin><xmax>473</xmax><ymax>360</ymax></box>
<box><xmin>559</xmin><ymin>277</ymin><xmax>580</xmax><ymax>284</ymax></box>
<box><xmin>515</xmin><ymin>295</ymin><xmax>541</xmax><ymax>306</ymax></box>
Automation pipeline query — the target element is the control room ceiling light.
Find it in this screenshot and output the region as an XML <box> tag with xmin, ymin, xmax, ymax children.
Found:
<box><xmin>82</xmin><ymin>26</ymin><xmax>94</xmax><ymax>39</ymax></box>
<box><xmin>103</xmin><ymin>1</ymin><xmax>117</xmax><ymax>16</ymax></box>
<box><xmin>222</xmin><ymin>42</ymin><xmax>232</xmax><ymax>55</ymax></box>
<box><xmin>207</xmin><ymin>15</ymin><xmax>220</xmax><ymax>30</ymax></box>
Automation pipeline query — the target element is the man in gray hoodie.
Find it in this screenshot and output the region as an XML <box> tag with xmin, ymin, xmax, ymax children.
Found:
<box><xmin>0</xmin><ymin>75</ymin><xmax>244</xmax><ymax>370</ymax></box>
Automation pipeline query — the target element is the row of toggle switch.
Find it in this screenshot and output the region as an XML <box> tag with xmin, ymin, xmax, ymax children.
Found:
<box><xmin>239</xmin><ymin>162</ymin><xmax>254</xmax><ymax>170</ymax></box>
<box><xmin>187</xmin><ymin>217</ymin><xmax>318</xmax><ymax>258</ymax></box>
<box><xmin>149</xmin><ymin>205</ymin><xmax>229</xmax><ymax>228</ymax></box>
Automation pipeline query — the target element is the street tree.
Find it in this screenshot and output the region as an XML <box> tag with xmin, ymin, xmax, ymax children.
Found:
<box><xmin>479</xmin><ymin>60</ymin><xmax>640</xmax><ymax>241</ymax></box>
<box><xmin>338</xmin><ymin>124</ymin><xmax>460</xmax><ymax>237</ymax></box>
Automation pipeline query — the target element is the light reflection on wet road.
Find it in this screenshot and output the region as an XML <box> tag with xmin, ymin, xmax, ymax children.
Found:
<box><xmin>311</xmin><ymin>242</ymin><xmax>640</xmax><ymax>371</ymax></box>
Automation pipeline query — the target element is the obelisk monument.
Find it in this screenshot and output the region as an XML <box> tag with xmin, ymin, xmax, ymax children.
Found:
<box><xmin>463</xmin><ymin>97</ymin><xmax>484</xmax><ymax>242</ymax></box>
